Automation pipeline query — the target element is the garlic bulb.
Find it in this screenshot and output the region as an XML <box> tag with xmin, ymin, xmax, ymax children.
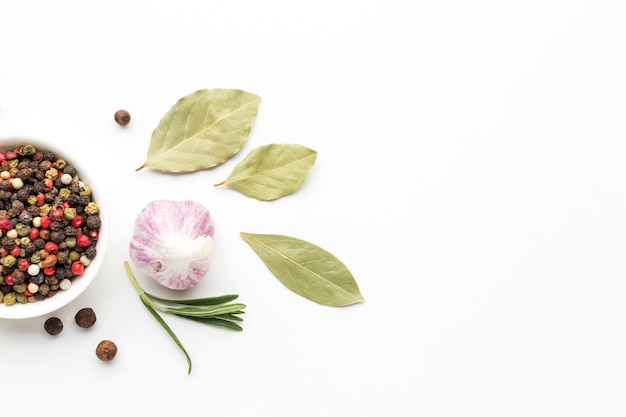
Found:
<box><xmin>129</xmin><ymin>200</ymin><xmax>215</xmax><ymax>290</ymax></box>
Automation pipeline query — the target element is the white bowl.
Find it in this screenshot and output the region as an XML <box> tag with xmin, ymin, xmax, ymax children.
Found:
<box><xmin>0</xmin><ymin>139</ymin><xmax>108</xmax><ymax>319</ymax></box>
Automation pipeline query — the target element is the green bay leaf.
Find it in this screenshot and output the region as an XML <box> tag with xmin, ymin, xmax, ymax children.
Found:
<box><xmin>137</xmin><ymin>88</ymin><xmax>261</xmax><ymax>172</ymax></box>
<box><xmin>240</xmin><ymin>232</ymin><xmax>364</xmax><ymax>306</ymax></box>
<box><xmin>215</xmin><ymin>143</ymin><xmax>317</xmax><ymax>200</ymax></box>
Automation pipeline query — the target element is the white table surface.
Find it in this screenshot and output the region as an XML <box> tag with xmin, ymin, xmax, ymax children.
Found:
<box><xmin>1</xmin><ymin>1</ymin><xmax>626</xmax><ymax>415</ymax></box>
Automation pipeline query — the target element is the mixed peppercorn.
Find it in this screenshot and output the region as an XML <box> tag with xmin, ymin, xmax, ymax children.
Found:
<box><xmin>0</xmin><ymin>144</ymin><xmax>101</xmax><ymax>305</ymax></box>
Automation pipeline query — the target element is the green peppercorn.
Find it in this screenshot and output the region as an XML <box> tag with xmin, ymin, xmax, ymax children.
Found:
<box><xmin>30</xmin><ymin>252</ymin><xmax>42</xmax><ymax>264</ymax></box>
<box><xmin>85</xmin><ymin>202</ymin><xmax>99</xmax><ymax>215</ymax></box>
<box><xmin>45</xmin><ymin>168</ymin><xmax>58</xmax><ymax>180</ymax></box>
<box><xmin>39</xmin><ymin>203</ymin><xmax>51</xmax><ymax>216</ymax></box>
<box><xmin>18</xmin><ymin>144</ymin><xmax>36</xmax><ymax>156</ymax></box>
<box><xmin>15</xmin><ymin>223</ymin><xmax>30</xmax><ymax>237</ymax></box>
<box><xmin>63</xmin><ymin>207</ymin><xmax>77</xmax><ymax>220</ymax></box>
<box><xmin>39</xmin><ymin>284</ymin><xmax>49</xmax><ymax>295</ymax></box>
<box><xmin>79</xmin><ymin>185</ymin><xmax>91</xmax><ymax>196</ymax></box>
<box><xmin>65</xmin><ymin>237</ymin><xmax>76</xmax><ymax>249</ymax></box>
<box><xmin>1</xmin><ymin>255</ymin><xmax>16</xmax><ymax>268</ymax></box>
<box><xmin>58</xmin><ymin>188</ymin><xmax>70</xmax><ymax>201</ymax></box>
<box><xmin>55</xmin><ymin>159</ymin><xmax>67</xmax><ymax>169</ymax></box>
<box><xmin>3</xmin><ymin>292</ymin><xmax>16</xmax><ymax>305</ymax></box>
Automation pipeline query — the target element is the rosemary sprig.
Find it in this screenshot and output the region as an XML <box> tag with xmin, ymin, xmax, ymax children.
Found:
<box><xmin>124</xmin><ymin>261</ymin><xmax>245</xmax><ymax>374</ymax></box>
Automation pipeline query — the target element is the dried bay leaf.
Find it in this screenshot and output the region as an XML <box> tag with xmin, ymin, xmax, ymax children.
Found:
<box><xmin>215</xmin><ymin>143</ymin><xmax>317</xmax><ymax>200</ymax></box>
<box><xmin>137</xmin><ymin>88</ymin><xmax>261</xmax><ymax>172</ymax></box>
<box><xmin>240</xmin><ymin>232</ymin><xmax>364</xmax><ymax>306</ymax></box>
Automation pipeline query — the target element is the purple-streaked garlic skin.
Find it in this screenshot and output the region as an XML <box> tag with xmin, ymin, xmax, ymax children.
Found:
<box><xmin>129</xmin><ymin>200</ymin><xmax>215</xmax><ymax>290</ymax></box>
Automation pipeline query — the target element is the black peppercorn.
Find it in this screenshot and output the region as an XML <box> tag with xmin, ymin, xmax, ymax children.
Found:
<box><xmin>114</xmin><ymin>109</ymin><xmax>131</xmax><ymax>126</ymax></box>
<box><xmin>96</xmin><ymin>340</ymin><xmax>117</xmax><ymax>361</ymax></box>
<box><xmin>15</xmin><ymin>188</ymin><xmax>29</xmax><ymax>202</ymax></box>
<box><xmin>50</xmin><ymin>230</ymin><xmax>66</xmax><ymax>243</ymax></box>
<box><xmin>75</xmin><ymin>307</ymin><xmax>97</xmax><ymax>328</ymax></box>
<box><xmin>18</xmin><ymin>211</ymin><xmax>32</xmax><ymax>224</ymax></box>
<box><xmin>64</xmin><ymin>225</ymin><xmax>77</xmax><ymax>236</ymax></box>
<box><xmin>84</xmin><ymin>246</ymin><xmax>97</xmax><ymax>259</ymax></box>
<box><xmin>30</xmin><ymin>273</ymin><xmax>44</xmax><ymax>285</ymax></box>
<box><xmin>85</xmin><ymin>215</ymin><xmax>101</xmax><ymax>229</ymax></box>
<box><xmin>25</xmin><ymin>205</ymin><xmax>39</xmax><ymax>217</ymax></box>
<box><xmin>56</xmin><ymin>251</ymin><xmax>69</xmax><ymax>265</ymax></box>
<box><xmin>54</xmin><ymin>267</ymin><xmax>67</xmax><ymax>281</ymax></box>
<box><xmin>78</xmin><ymin>195</ymin><xmax>90</xmax><ymax>206</ymax></box>
<box><xmin>44</xmin><ymin>317</ymin><xmax>63</xmax><ymax>335</ymax></box>
<box><xmin>63</xmin><ymin>165</ymin><xmax>77</xmax><ymax>177</ymax></box>
<box><xmin>33</xmin><ymin>237</ymin><xmax>45</xmax><ymax>249</ymax></box>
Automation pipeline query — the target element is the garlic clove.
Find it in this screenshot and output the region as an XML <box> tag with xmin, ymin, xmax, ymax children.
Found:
<box><xmin>129</xmin><ymin>200</ymin><xmax>215</xmax><ymax>290</ymax></box>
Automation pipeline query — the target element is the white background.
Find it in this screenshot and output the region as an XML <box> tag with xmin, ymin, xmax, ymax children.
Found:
<box><xmin>1</xmin><ymin>1</ymin><xmax>626</xmax><ymax>415</ymax></box>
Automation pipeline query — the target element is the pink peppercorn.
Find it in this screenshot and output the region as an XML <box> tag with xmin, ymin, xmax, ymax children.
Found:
<box><xmin>10</xmin><ymin>247</ymin><xmax>21</xmax><ymax>258</ymax></box>
<box><xmin>40</xmin><ymin>215</ymin><xmax>51</xmax><ymax>229</ymax></box>
<box><xmin>29</xmin><ymin>227</ymin><xmax>39</xmax><ymax>240</ymax></box>
<box><xmin>0</xmin><ymin>218</ymin><xmax>12</xmax><ymax>232</ymax></box>
<box><xmin>72</xmin><ymin>215</ymin><xmax>84</xmax><ymax>228</ymax></box>
<box><xmin>4</xmin><ymin>274</ymin><xmax>13</xmax><ymax>285</ymax></box>
<box><xmin>77</xmin><ymin>234</ymin><xmax>90</xmax><ymax>247</ymax></box>
<box><xmin>42</xmin><ymin>178</ymin><xmax>53</xmax><ymax>192</ymax></box>
<box><xmin>44</xmin><ymin>241</ymin><xmax>59</xmax><ymax>254</ymax></box>
<box><xmin>71</xmin><ymin>261</ymin><xmax>84</xmax><ymax>275</ymax></box>
<box><xmin>43</xmin><ymin>267</ymin><xmax>55</xmax><ymax>276</ymax></box>
<box><xmin>49</xmin><ymin>205</ymin><xmax>64</xmax><ymax>222</ymax></box>
<box><xmin>17</xmin><ymin>258</ymin><xmax>29</xmax><ymax>272</ymax></box>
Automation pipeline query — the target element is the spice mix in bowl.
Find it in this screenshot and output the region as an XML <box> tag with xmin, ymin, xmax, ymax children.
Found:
<box><xmin>0</xmin><ymin>139</ymin><xmax>108</xmax><ymax>319</ymax></box>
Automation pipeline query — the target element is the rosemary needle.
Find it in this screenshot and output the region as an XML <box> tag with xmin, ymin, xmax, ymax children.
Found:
<box><xmin>124</xmin><ymin>261</ymin><xmax>245</xmax><ymax>374</ymax></box>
